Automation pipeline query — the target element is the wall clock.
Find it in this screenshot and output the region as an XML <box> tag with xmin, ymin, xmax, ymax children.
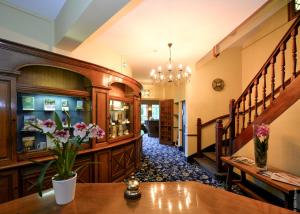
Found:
<box><xmin>212</xmin><ymin>78</ymin><xmax>225</xmax><ymax>91</ymax></box>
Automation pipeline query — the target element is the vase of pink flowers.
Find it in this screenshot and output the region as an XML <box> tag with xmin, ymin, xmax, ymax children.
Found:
<box><xmin>30</xmin><ymin>112</ymin><xmax>104</xmax><ymax>205</ymax></box>
<box><xmin>253</xmin><ymin>123</ymin><xmax>269</xmax><ymax>171</ymax></box>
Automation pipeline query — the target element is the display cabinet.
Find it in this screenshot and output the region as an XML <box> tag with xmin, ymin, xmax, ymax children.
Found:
<box><xmin>0</xmin><ymin>38</ymin><xmax>142</xmax><ymax>204</ymax></box>
<box><xmin>109</xmin><ymin>98</ymin><xmax>133</xmax><ymax>140</ymax></box>
<box><xmin>17</xmin><ymin>92</ymin><xmax>91</xmax><ymax>155</ymax></box>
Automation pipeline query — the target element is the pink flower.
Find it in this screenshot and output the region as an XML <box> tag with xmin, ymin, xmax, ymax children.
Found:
<box><xmin>88</xmin><ymin>124</ymin><xmax>105</xmax><ymax>139</ymax></box>
<box><xmin>73</xmin><ymin>122</ymin><xmax>88</xmax><ymax>138</ymax></box>
<box><xmin>54</xmin><ymin>130</ymin><xmax>70</xmax><ymax>143</ymax></box>
<box><xmin>41</xmin><ymin>119</ymin><xmax>56</xmax><ymax>134</ymax></box>
<box><xmin>255</xmin><ymin>124</ymin><xmax>269</xmax><ymax>142</ymax></box>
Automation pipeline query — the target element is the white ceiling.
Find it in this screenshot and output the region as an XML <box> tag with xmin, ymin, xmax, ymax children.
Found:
<box><xmin>1</xmin><ymin>0</ymin><xmax>267</xmax><ymax>82</ymax></box>
<box><xmin>86</xmin><ymin>0</ymin><xmax>267</xmax><ymax>82</ymax></box>
<box><xmin>3</xmin><ymin>0</ymin><xmax>66</xmax><ymax>20</ymax></box>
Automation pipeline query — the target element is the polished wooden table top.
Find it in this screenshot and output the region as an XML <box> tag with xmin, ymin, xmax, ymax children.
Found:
<box><xmin>0</xmin><ymin>182</ymin><xmax>293</xmax><ymax>214</ymax></box>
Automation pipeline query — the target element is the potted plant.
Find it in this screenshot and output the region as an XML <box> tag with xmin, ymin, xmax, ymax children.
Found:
<box><xmin>30</xmin><ymin>112</ymin><xmax>105</xmax><ymax>205</ymax></box>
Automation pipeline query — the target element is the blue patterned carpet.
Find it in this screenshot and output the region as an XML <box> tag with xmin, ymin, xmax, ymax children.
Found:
<box><xmin>135</xmin><ymin>135</ymin><xmax>224</xmax><ymax>188</ymax></box>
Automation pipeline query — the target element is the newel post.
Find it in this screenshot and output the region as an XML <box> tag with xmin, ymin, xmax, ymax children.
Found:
<box><xmin>197</xmin><ymin>118</ymin><xmax>202</xmax><ymax>157</ymax></box>
<box><xmin>229</xmin><ymin>99</ymin><xmax>236</xmax><ymax>155</ymax></box>
<box><xmin>216</xmin><ymin>119</ymin><xmax>223</xmax><ymax>172</ymax></box>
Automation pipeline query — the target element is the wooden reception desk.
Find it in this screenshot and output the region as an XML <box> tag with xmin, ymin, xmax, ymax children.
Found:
<box><xmin>0</xmin><ymin>182</ymin><xmax>293</xmax><ymax>214</ymax></box>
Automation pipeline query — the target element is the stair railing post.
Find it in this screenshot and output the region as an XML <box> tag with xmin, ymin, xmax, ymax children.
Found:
<box><xmin>216</xmin><ymin>119</ymin><xmax>223</xmax><ymax>172</ymax></box>
<box><xmin>197</xmin><ymin>118</ymin><xmax>203</xmax><ymax>157</ymax></box>
<box><xmin>229</xmin><ymin>99</ymin><xmax>236</xmax><ymax>155</ymax></box>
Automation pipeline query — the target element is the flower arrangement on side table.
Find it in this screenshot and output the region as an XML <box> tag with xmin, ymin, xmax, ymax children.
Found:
<box><xmin>30</xmin><ymin>112</ymin><xmax>105</xmax><ymax>205</ymax></box>
<box><xmin>253</xmin><ymin>123</ymin><xmax>269</xmax><ymax>171</ymax></box>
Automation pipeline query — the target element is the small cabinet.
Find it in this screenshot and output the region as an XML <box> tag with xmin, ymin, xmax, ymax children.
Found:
<box><xmin>0</xmin><ymin>169</ymin><xmax>18</xmax><ymax>203</ymax></box>
<box><xmin>0</xmin><ymin>76</ymin><xmax>16</xmax><ymax>166</ymax></box>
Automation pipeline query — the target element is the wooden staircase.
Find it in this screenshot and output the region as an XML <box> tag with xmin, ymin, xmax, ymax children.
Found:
<box><xmin>194</xmin><ymin>15</ymin><xmax>300</xmax><ymax>176</ymax></box>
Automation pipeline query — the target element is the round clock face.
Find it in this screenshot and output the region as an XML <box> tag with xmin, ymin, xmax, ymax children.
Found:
<box><xmin>212</xmin><ymin>78</ymin><xmax>225</xmax><ymax>91</ymax></box>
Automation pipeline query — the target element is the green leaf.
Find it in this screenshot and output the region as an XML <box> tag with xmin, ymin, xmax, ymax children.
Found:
<box><xmin>64</xmin><ymin>111</ymin><xmax>71</xmax><ymax>129</ymax></box>
<box><xmin>54</xmin><ymin>112</ymin><xmax>63</xmax><ymax>130</ymax></box>
<box><xmin>36</xmin><ymin>160</ymin><xmax>55</xmax><ymax>197</ymax></box>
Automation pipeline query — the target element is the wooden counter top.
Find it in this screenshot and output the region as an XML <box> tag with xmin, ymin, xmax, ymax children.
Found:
<box><xmin>0</xmin><ymin>182</ymin><xmax>293</xmax><ymax>214</ymax></box>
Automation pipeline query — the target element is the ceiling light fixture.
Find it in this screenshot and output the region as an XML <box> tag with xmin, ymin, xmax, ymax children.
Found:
<box><xmin>150</xmin><ymin>43</ymin><xmax>191</xmax><ymax>84</ymax></box>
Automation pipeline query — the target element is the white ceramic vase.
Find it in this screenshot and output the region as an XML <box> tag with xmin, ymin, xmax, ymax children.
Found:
<box><xmin>52</xmin><ymin>173</ymin><xmax>77</xmax><ymax>205</ymax></box>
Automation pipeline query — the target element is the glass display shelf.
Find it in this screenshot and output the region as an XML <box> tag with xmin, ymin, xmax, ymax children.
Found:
<box><xmin>17</xmin><ymin>92</ymin><xmax>91</xmax><ymax>154</ymax></box>
<box><xmin>109</xmin><ymin>99</ymin><xmax>133</xmax><ymax>140</ymax></box>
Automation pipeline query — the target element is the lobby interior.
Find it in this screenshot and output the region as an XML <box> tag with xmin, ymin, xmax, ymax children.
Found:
<box><xmin>0</xmin><ymin>0</ymin><xmax>299</xmax><ymax>213</ymax></box>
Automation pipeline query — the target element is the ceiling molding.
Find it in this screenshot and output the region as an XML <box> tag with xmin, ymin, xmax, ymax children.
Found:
<box><xmin>0</xmin><ymin>1</ymin><xmax>52</xmax><ymax>22</ymax></box>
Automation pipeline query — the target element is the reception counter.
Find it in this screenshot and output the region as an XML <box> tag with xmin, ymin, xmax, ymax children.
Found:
<box><xmin>0</xmin><ymin>182</ymin><xmax>293</xmax><ymax>214</ymax></box>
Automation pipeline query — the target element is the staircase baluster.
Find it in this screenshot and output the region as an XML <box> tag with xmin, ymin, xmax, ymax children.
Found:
<box><xmin>216</xmin><ymin>119</ymin><xmax>223</xmax><ymax>172</ymax></box>
<box><xmin>292</xmin><ymin>28</ymin><xmax>298</xmax><ymax>79</ymax></box>
<box><xmin>248</xmin><ymin>87</ymin><xmax>252</xmax><ymax>125</ymax></box>
<box><xmin>242</xmin><ymin>96</ymin><xmax>245</xmax><ymax>130</ymax></box>
<box><xmin>254</xmin><ymin>79</ymin><xmax>259</xmax><ymax>118</ymax></box>
<box><xmin>271</xmin><ymin>57</ymin><xmax>276</xmax><ymax>101</ymax></box>
<box><xmin>280</xmin><ymin>43</ymin><xmax>286</xmax><ymax>91</ymax></box>
<box><xmin>262</xmin><ymin>68</ymin><xmax>267</xmax><ymax>110</ymax></box>
<box><xmin>236</xmin><ymin>101</ymin><xmax>240</xmax><ymax>135</ymax></box>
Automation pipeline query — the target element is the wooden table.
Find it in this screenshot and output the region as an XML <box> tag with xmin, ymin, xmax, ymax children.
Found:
<box><xmin>0</xmin><ymin>182</ymin><xmax>294</xmax><ymax>214</ymax></box>
<box><xmin>222</xmin><ymin>156</ymin><xmax>300</xmax><ymax>210</ymax></box>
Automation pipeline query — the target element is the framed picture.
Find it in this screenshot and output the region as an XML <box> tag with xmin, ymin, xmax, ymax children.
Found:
<box><xmin>23</xmin><ymin>115</ymin><xmax>37</xmax><ymax>131</ymax></box>
<box><xmin>22</xmin><ymin>96</ymin><xmax>35</xmax><ymax>111</ymax></box>
<box><xmin>76</xmin><ymin>100</ymin><xmax>84</xmax><ymax>110</ymax></box>
<box><xmin>44</xmin><ymin>98</ymin><xmax>56</xmax><ymax>111</ymax></box>
<box><xmin>61</xmin><ymin>99</ymin><xmax>69</xmax><ymax>111</ymax></box>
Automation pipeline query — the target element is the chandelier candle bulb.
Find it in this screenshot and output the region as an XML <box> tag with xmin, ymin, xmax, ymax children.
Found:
<box><xmin>150</xmin><ymin>42</ymin><xmax>191</xmax><ymax>84</ymax></box>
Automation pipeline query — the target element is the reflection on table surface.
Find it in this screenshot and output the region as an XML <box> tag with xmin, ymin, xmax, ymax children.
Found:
<box><xmin>0</xmin><ymin>182</ymin><xmax>294</xmax><ymax>214</ymax></box>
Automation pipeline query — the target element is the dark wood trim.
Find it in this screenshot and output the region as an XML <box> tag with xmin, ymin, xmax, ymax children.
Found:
<box><xmin>288</xmin><ymin>0</ymin><xmax>300</xmax><ymax>21</ymax></box>
<box><xmin>234</xmin><ymin>74</ymin><xmax>300</xmax><ymax>152</ymax></box>
<box><xmin>185</xmin><ymin>153</ymin><xmax>198</xmax><ymax>163</ymax></box>
<box><xmin>186</xmin><ymin>134</ymin><xmax>197</xmax><ymax>136</ymax></box>
<box><xmin>0</xmin><ymin>135</ymin><xmax>142</xmax><ymax>171</ymax></box>
<box><xmin>0</xmin><ymin>69</ymin><xmax>20</xmax><ymax>75</ymax></box>
<box><xmin>202</xmin><ymin>114</ymin><xmax>229</xmax><ymax>128</ymax></box>
<box><xmin>236</xmin><ymin>17</ymin><xmax>299</xmax><ymax>105</ymax></box>
<box><xmin>197</xmin><ymin>118</ymin><xmax>202</xmax><ymax>157</ymax></box>
<box><xmin>16</xmin><ymin>83</ymin><xmax>90</xmax><ymax>97</ymax></box>
<box><xmin>0</xmin><ymin>39</ymin><xmax>143</xmax><ymax>90</ymax></box>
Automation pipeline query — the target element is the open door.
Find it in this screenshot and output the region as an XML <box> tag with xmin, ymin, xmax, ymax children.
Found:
<box><xmin>159</xmin><ymin>99</ymin><xmax>173</xmax><ymax>145</ymax></box>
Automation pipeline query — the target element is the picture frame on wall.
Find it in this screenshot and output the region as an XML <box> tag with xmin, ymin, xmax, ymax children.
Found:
<box><xmin>61</xmin><ymin>99</ymin><xmax>69</xmax><ymax>111</ymax></box>
<box><xmin>76</xmin><ymin>100</ymin><xmax>84</xmax><ymax>110</ymax></box>
<box><xmin>44</xmin><ymin>98</ymin><xmax>56</xmax><ymax>111</ymax></box>
<box><xmin>22</xmin><ymin>96</ymin><xmax>35</xmax><ymax>111</ymax></box>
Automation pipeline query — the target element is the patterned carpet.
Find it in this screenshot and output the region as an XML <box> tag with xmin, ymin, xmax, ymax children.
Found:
<box><xmin>134</xmin><ymin>135</ymin><xmax>224</xmax><ymax>188</ymax></box>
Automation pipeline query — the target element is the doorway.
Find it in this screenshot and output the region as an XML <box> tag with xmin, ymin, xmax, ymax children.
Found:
<box><xmin>141</xmin><ymin>100</ymin><xmax>160</xmax><ymax>138</ymax></box>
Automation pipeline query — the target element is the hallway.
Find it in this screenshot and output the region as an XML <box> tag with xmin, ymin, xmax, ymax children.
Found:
<box><xmin>135</xmin><ymin>135</ymin><xmax>223</xmax><ymax>188</ymax></box>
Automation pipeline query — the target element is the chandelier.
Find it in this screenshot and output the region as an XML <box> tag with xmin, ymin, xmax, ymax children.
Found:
<box><xmin>150</xmin><ymin>43</ymin><xmax>191</xmax><ymax>84</ymax></box>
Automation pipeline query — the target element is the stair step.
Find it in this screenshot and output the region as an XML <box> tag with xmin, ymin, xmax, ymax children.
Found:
<box><xmin>203</xmin><ymin>152</ymin><xmax>216</xmax><ymax>161</ymax></box>
<box><xmin>194</xmin><ymin>156</ymin><xmax>226</xmax><ymax>180</ymax></box>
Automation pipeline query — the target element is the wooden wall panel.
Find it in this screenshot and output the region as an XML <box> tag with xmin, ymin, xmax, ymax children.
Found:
<box><xmin>92</xmin><ymin>88</ymin><xmax>108</xmax><ymax>143</ymax></box>
<box><xmin>0</xmin><ymin>170</ymin><xmax>18</xmax><ymax>203</ymax></box>
<box><xmin>111</xmin><ymin>147</ymin><xmax>126</xmax><ymax>181</ymax></box>
<box><xmin>95</xmin><ymin>150</ymin><xmax>111</xmax><ymax>183</ymax></box>
<box><xmin>135</xmin><ymin>138</ymin><xmax>142</xmax><ymax>169</ymax></box>
<box><xmin>0</xmin><ymin>76</ymin><xmax>16</xmax><ymax>166</ymax></box>
<box><xmin>124</xmin><ymin>143</ymin><xmax>135</xmax><ymax>175</ymax></box>
<box><xmin>134</xmin><ymin>97</ymin><xmax>141</xmax><ymax>136</ymax></box>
